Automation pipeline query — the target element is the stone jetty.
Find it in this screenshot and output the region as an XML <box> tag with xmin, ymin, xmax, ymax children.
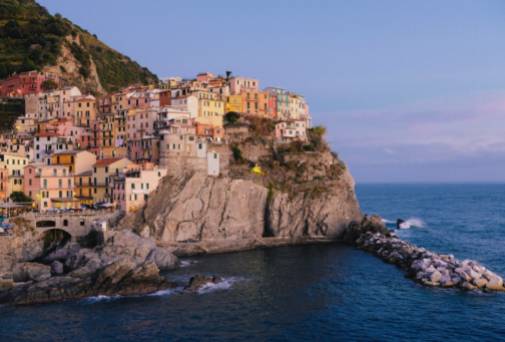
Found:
<box><xmin>344</xmin><ymin>215</ymin><xmax>505</xmax><ymax>292</ymax></box>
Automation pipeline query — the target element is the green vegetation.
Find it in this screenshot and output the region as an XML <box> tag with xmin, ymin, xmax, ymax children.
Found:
<box><xmin>0</xmin><ymin>0</ymin><xmax>158</xmax><ymax>93</ymax></box>
<box><xmin>41</xmin><ymin>79</ymin><xmax>57</xmax><ymax>91</ymax></box>
<box><xmin>0</xmin><ymin>0</ymin><xmax>71</xmax><ymax>78</ymax></box>
<box><xmin>230</xmin><ymin>144</ymin><xmax>244</xmax><ymax>163</ymax></box>
<box><xmin>0</xmin><ymin>98</ymin><xmax>24</xmax><ymax>131</ymax></box>
<box><xmin>224</xmin><ymin>112</ymin><xmax>240</xmax><ymax>125</ymax></box>
<box><xmin>9</xmin><ymin>191</ymin><xmax>32</xmax><ymax>203</ymax></box>
<box><xmin>307</xmin><ymin>126</ymin><xmax>326</xmax><ymax>151</ymax></box>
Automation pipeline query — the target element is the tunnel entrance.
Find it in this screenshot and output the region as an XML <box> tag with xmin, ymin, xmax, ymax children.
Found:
<box><xmin>39</xmin><ymin>229</ymin><xmax>72</xmax><ymax>260</ymax></box>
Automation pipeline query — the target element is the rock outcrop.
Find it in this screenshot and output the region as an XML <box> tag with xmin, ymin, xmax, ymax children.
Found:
<box><xmin>0</xmin><ymin>230</ymin><xmax>179</xmax><ymax>305</ymax></box>
<box><xmin>346</xmin><ymin>216</ymin><xmax>505</xmax><ymax>292</ymax></box>
<box><xmin>128</xmin><ymin>144</ymin><xmax>361</xmax><ymax>255</ymax></box>
<box><xmin>184</xmin><ymin>275</ymin><xmax>222</xmax><ymax>293</ymax></box>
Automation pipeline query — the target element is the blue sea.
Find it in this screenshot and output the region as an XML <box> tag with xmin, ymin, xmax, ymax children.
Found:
<box><xmin>1</xmin><ymin>184</ymin><xmax>505</xmax><ymax>341</ymax></box>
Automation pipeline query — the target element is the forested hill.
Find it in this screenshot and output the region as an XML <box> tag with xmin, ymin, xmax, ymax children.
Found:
<box><xmin>0</xmin><ymin>0</ymin><xmax>158</xmax><ymax>94</ymax></box>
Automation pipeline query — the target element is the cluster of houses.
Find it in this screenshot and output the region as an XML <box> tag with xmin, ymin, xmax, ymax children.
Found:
<box><xmin>0</xmin><ymin>71</ymin><xmax>311</xmax><ymax>213</ymax></box>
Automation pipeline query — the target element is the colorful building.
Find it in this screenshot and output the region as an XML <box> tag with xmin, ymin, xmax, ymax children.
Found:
<box><xmin>92</xmin><ymin>157</ymin><xmax>133</xmax><ymax>204</ymax></box>
<box><xmin>0</xmin><ymin>153</ymin><xmax>28</xmax><ymax>199</ymax></box>
<box><xmin>112</xmin><ymin>164</ymin><xmax>167</xmax><ymax>213</ymax></box>
<box><xmin>229</xmin><ymin>76</ymin><xmax>259</xmax><ymax>95</ymax></box>
<box><xmin>0</xmin><ymin>71</ymin><xmax>53</xmax><ymax>97</ymax></box>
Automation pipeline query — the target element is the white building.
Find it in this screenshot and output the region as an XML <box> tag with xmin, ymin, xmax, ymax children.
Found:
<box><xmin>113</xmin><ymin>165</ymin><xmax>167</xmax><ymax>213</ymax></box>
<box><xmin>229</xmin><ymin>76</ymin><xmax>260</xmax><ymax>95</ymax></box>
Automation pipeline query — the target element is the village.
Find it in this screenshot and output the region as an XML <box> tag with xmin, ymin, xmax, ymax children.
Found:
<box><xmin>0</xmin><ymin>70</ymin><xmax>312</xmax><ymax>222</ymax></box>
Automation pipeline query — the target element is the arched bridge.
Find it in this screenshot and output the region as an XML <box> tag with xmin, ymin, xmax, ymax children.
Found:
<box><xmin>20</xmin><ymin>210</ymin><xmax>120</xmax><ymax>240</ymax></box>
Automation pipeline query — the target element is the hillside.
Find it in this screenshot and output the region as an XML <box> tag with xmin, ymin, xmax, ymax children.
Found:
<box><xmin>0</xmin><ymin>0</ymin><xmax>158</xmax><ymax>94</ymax></box>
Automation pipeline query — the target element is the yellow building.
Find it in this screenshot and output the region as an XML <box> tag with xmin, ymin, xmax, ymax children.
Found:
<box><xmin>92</xmin><ymin>157</ymin><xmax>132</xmax><ymax>204</ymax></box>
<box><xmin>197</xmin><ymin>92</ymin><xmax>225</xmax><ymax>127</ymax></box>
<box><xmin>50</xmin><ymin>150</ymin><xmax>96</xmax><ymax>174</ymax></box>
<box><xmin>225</xmin><ymin>95</ymin><xmax>243</xmax><ymax>113</ymax></box>
<box><xmin>74</xmin><ymin>170</ymin><xmax>93</xmax><ymax>205</ymax></box>
<box><xmin>70</xmin><ymin>95</ymin><xmax>97</xmax><ymax>128</ymax></box>
<box><xmin>0</xmin><ymin>153</ymin><xmax>28</xmax><ymax>199</ymax></box>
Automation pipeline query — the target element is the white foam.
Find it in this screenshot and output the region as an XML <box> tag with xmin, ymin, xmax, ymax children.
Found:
<box><xmin>83</xmin><ymin>294</ymin><xmax>122</xmax><ymax>303</ymax></box>
<box><xmin>197</xmin><ymin>277</ymin><xmax>243</xmax><ymax>294</ymax></box>
<box><xmin>179</xmin><ymin>259</ymin><xmax>198</xmax><ymax>268</ymax></box>
<box><xmin>399</xmin><ymin>217</ymin><xmax>425</xmax><ymax>229</ymax></box>
<box><xmin>147</xmin><ymin>287</ymin><xmax>181</xmax><ymax>297</ymax></box>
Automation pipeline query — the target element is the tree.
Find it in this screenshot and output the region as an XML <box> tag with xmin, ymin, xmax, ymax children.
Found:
<box><xmin>41</xmin><ymin>79</ymin><xmax>58</xmax><ymax>92</ymax></box>
<box><xmin>307</xmin><ymin>126</ymin><xmax>327</xmax><ymax>151</ymax></box>
<box><xmin>224</xmin><ymin>112</ymin><xmax>240</xmax><ymax>125</ymax></box>
<box><xmin>10</xmin><ymin>192</ymin><xmax>32</xmax><ymax>203</ymax></box>
<box><xmin>3</xmin><ymin>20</ymin><xmax>22</xmax><ymax>39</ymax></box>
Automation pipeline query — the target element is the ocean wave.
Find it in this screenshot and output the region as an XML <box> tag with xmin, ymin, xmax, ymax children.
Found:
<box><xmin>147</xmin><ymin>287</ymin><xmax>182</xmax><ymax>297</ymax></box>
<box><xmin>398</xmin><ymin>217</ymin><xmax>425</xmax><ymax>229</ymax></box>
<box><xmin>82</xmin><ymin>294</ymin><xmax>122</xmax><ymax>303</ymax></box>
<box><xmin>197</xmin><ymin>277</ymin><xmax>243</xmax><ymax>295</ymax></box>
<box><xmin>179</xmin><ymin>259</ymin><xmax>198</xmax><ymax>268</ymax></box>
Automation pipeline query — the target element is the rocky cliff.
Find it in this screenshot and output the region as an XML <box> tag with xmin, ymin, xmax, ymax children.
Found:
<box><xmin>127</xmin><ymin>121</ymin><xmax>362</xmax><ymax>255</ymax></box>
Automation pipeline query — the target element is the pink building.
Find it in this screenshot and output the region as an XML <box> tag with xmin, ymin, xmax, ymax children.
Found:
<box><xmin>0</xmin><ymin>71</ymin><xmax>51</xmax><ymax>97</ymax></box>
<box><xmin>196</xmin><ymin>72</ymin><xmax>215</xmax><ymax>83</ymax></box>
<box><xmin>126</xmin><ymin>108</ymin><xmax>158</xmax><ymax>140</ymax></box>
<box><xmin>112</xmin><ymin>164</ymin><xmax>167</xmax><ymax>213</ymax></box>
<box><xmin>23</xmin><ymin>164</ymin><xmax>41</xmax><ymax>200</ymax></box>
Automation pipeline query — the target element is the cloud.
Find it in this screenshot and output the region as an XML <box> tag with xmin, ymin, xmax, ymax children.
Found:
<box><xmin>313</xmin><ymin>89</ymin><xmax>505</xmax><ymax>181</ymax></box>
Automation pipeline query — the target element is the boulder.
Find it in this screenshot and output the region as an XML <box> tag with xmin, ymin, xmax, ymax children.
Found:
<box><xmin>102</xmin><ymin>230</ymin><xmax>155</xmax><ymax>262</ymax></box>
<box><xmin>184</xmin><ymin>274</ymin><xmax>222</xmax><ymax>292</ymax></box>
<box><xmin>51</xmin><ymin>261</ymin><xmax>64</xmax><ymax>275</ymax></box>
<box><xmin>94</xmin><ymin>257</ymin><xmax>138</xmax><ymax>290</ymax></box>
<box><xmin>13</xmin><ymin>262</ymin><xmax>51</xmax><ymax>283</ymax></box>
<box><xmin>486</xmin><ymin>275</ymin><xmax>504</xmax><ymax>291</ymax></box>
<box><xmin>148</xmin><ymin>247</ymin><xmax>178</xmax><ymax>271</ymax></box>
<box><xmin>430</xmin><ymin>270</ymin><xmax>442</xmax><ymax>283</ymax></box>
<box><xmin>440</xmin><ymin>275</ymin><xmax>454</xmax><ymax>287</ymax></box>
<box><xmin>461</xmin><ymin>281</ymin><xmax>476</xmax><ymax>291</ymax></box>
<box><xmin>0</xmin><ymin>279</ymin><xmax>14</xmax><ymax>290</ymax></box>
<box><xmin>473</xmin><ymin>277</ymin><xmax>488</xmax><ymax>288</ymax></box>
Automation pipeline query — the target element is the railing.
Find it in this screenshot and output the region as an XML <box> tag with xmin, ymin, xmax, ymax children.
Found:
<box><xmin>21</xmin><ymin>208</ymin><xmax>117</xmax><ymax>219</ymax></box>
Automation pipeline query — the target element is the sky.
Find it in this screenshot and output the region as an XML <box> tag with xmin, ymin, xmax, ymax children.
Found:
<box><xmin>38</xmin><ymin>0</ymin><xmax>505</xmax><ymax>183</ymax></box>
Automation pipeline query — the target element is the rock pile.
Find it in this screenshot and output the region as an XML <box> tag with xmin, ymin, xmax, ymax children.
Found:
<box><xmin>346</xmin><ymin>215</ymin><xmax>505</xmax><ymax>292</ymax></box>
<box><xmin>0</xmin><ymin>230</ymin><xmax>180</xmax><ymax>305</ymax></box>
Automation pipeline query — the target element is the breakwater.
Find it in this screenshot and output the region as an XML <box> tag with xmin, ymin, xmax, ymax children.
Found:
<box><xmin>345</xmin><ymin>216</ymin><xmax>505</xmax><ymax>291</ymax></box>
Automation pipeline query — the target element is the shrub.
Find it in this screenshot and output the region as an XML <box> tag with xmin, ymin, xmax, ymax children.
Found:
<box><xmin>231</xmin><ymin>144</ymin><xmax>243</xmax><ymax>163</ymax></box>
<box><xmin>41</xmin><ymin>79</ymin><xmax>57</xmax><ymax>91</ymax></box>
<box><xmin>9</xmin><ymin>191</ymin><xmax>32</xmax><ymax>203</ymax></box>
<box><xmin>307</xmin><ymin>126</ymin><xmax>326</xmax><ymax>151</ymax></box>
<box><xmin>224</xmin><ymin>112</ymin><xmax>240</xmax><ymax>125</ymax></box>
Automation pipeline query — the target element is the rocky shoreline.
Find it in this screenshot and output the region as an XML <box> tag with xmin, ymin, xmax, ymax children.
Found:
<box><xmin>344</xmin><ymin>216</ymin><xmax>505</xmax><ymax>292</ymax></box>
<box><xmin>2</xmin><ymin>212</ymin><xmax>504</xmax><ymax>305</ymax></box>
<box><xmin>0</xmin><ymin>230</ymin><xmax>180</xmax><ymax>305</ymax></box>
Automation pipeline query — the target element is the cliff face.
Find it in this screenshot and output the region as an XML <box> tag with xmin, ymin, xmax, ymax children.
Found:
<box><xmin>131</xmin><ymin>145</ymin><xmax>361</xmax><ymax>254</ymax></box>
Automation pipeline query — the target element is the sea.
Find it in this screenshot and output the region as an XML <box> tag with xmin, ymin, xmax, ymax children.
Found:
<box><xmin>1</xmin><ymin>183</ymin><xmax>505</xmax><ymax>341</ymax></box>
